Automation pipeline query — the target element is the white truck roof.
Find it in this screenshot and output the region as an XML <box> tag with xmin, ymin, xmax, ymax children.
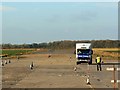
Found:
<box><xmin>76</xmin><ymin>43</ymin><xmax>91</xmax><ymax>49</ymax></box>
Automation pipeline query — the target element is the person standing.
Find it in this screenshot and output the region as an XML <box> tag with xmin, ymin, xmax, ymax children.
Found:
<box><xmin>95</xmin><ymin>55</ymin><xmax>102</xmax><ymax>71</ymax></box>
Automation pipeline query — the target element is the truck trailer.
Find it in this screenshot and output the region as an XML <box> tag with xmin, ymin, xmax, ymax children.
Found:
<box><xmin>76</xmin><ymin>43</ymin><xmax>93</xmax><ymax>65</ymax></box>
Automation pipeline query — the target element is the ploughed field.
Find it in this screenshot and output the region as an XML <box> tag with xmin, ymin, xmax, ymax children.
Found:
<box><xmin>1</xmin><ymin>48</ymin><xmax>119</xmax><ymax>89</ymax></box>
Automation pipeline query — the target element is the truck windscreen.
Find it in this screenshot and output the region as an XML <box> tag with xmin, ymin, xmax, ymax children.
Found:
<box><xmin>77</xmin><ymin>49</ymin><xmax>90</xmax><ymax>54</ymax></box>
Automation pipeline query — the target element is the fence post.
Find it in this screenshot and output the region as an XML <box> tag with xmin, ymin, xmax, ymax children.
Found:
<box><xmin>106</xmin><ymin>65</ymin><xmax>120</xmax><ymax>89</ymax></box>
<box><xmin>113</xmin><ymin>65</ymin><xmax>116</xmax><ymax>90</ymax></box>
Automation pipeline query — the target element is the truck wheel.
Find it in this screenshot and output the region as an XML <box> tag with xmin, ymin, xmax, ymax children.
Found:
<box><xmin>88</xmin><ymin>61</ymin><xmax>92</xmax><ymax>65</ymax></box>
<box><xmin>76</xmin><ymin>62</ymin><xmax>81</xmax><ymax>65</ymax></box>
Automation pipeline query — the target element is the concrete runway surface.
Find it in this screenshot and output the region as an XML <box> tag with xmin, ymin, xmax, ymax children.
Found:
<box><xmin>1</xmin><ymin>53</ymin><xmax>120</xmax><ymax>89</ymax></box>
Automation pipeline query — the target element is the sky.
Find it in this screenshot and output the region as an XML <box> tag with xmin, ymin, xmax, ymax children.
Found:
<box><xmin>0</xmin><ymin>1</ymin><xmax>118</xmax><ymax>44</ymax></box>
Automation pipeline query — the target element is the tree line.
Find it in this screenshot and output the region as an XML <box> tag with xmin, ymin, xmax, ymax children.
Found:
<box><xmin>1</xmin><ymin>40</ymin><xmax>120</xmax><ymax>49</ymax></box>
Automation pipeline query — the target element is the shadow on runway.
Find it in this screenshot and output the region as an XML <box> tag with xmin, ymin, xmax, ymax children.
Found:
<box><xmin>91</xmin><ymin>62</ymin><xmax>120</xmax><ymax>65</ymax></box>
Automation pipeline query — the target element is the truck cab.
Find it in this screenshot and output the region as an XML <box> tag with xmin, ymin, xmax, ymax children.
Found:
<box><xmin>76</xmin><ymin>43</ymin><xmax>93</xmax><ymax>65</ymax></box>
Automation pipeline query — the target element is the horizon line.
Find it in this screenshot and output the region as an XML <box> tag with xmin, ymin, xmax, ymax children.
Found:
<box><xmin>1</xmin><ymin>39</ymin><xmax>119</xmax><ymax>45</ymax></box>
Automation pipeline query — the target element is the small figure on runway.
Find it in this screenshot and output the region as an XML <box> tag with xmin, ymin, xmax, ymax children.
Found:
<box><xmin>30</xmin><ymin>62</ymin><xmax>34</xmax><ymax>70</ymax></box>
<box><xmin>1</xmin><ymin>60</ymin><xmax>4</xmax><ymax>66</ymax></box>
<box><xmin>31</xmin><ymin>62</ymin><xmax>34</xmax><ymax>67</ymax></box>
<box><xmin>74</xmin><ymin>66</ymin><xmax>77</xmax><ymax>72</ymax></box>
<box><xmin>8</xmin><ymin>59</ymin><xmax>11</xmax><ymax>63</ymax></box>
<box><xmin>86</xmin><ymin>76</ymin><xmax>91</xmax><ymax>85</ymax></box>
<box><xmin>30</xmin><ymin>64</ymin><xmax>33</xmax><ymax>70</ymax></box>
<box><xmin>95</xmin><ymin>55</ymin><xmax>102</xmax><ymax>71</ymax></box>
<box><xmin>48</xmin><ymin>54</ymin><xmax>51</xmax><ymax>58</ymax></box>
<box><xmin>5</xmin><ymin>60</ymin><xmax>7</xmax><ymax>64</ymax></box>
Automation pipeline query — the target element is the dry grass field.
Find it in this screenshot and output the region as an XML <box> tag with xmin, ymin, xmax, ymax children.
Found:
<box><xmin>92</xmin><ymin>48</ymin><xmax>119</xmax><ymax>60</ymax></box>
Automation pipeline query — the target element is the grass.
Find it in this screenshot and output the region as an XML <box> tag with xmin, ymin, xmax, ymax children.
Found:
<box><xmin>93</xmin><ymin>48</ymin><xmax>120</xmax><ymax>54</ymax></box>
<box><xmin>92</xmin><ymin>48</ymin><xmax>120</xmax><ymax>60</ymax></box>
<box><xmin>0</xmin><ymin>48</ymin><xmax>119</xmax><ymax>60</ymax></box>
<box><xmin>1</xmin><ymin>49</ymin><xmax>34</xmax><ymax>56</ymax></box>
<box><xmin>104</xmin><ymin>50</ymin><xmax>120</xmax><ymax>53</ymax></box>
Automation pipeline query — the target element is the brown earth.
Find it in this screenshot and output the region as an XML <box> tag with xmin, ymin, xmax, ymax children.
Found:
<box><xmin>1</xmin><ymin>49</ymin><xmax>120</xmax><ymax>89</ymax></box>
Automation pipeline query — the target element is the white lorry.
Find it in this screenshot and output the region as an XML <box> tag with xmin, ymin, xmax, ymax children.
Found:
<box><xmin>76</xmin><ymin>43</ymin><xmax>93</xmax><ymax>65</ymax></box>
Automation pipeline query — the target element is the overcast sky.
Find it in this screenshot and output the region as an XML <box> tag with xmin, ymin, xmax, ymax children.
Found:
<box><xmin>0</xmin><ymin>2</ymin><xmax>118</xmax><ymax>44</ymax></box>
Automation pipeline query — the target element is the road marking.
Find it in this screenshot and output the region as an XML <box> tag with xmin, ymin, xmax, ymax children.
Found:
<box><xmin>106</xmin><ymin>68</ymin><xmax>120</xmax><ymax>71</ymax></box>
<box><xmin>117</xmin><ymin>68</ymin><xmax>120</xmax><ymax>71</ymax></box>
<box><xmin>111</xmin><ymin>80</ymin><xmax>120</xmax><ymax>83</ymax></box>
<box><xmin>106</xmin><ymin>68</ymin><xmax>114</xmax><ymax>71</ymax></box>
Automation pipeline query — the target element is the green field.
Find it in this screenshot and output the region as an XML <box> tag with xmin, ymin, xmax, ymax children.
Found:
<box><xmin>1</xmin><ymin>49</ymin><xmax>34</xmax><ymax>56</ymax></box>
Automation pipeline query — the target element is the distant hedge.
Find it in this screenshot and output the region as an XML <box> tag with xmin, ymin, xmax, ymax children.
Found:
<box><xmin>1</xmin><ymin>40</ymin><xmax>120</xmax><ymax>49</ymax></box>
